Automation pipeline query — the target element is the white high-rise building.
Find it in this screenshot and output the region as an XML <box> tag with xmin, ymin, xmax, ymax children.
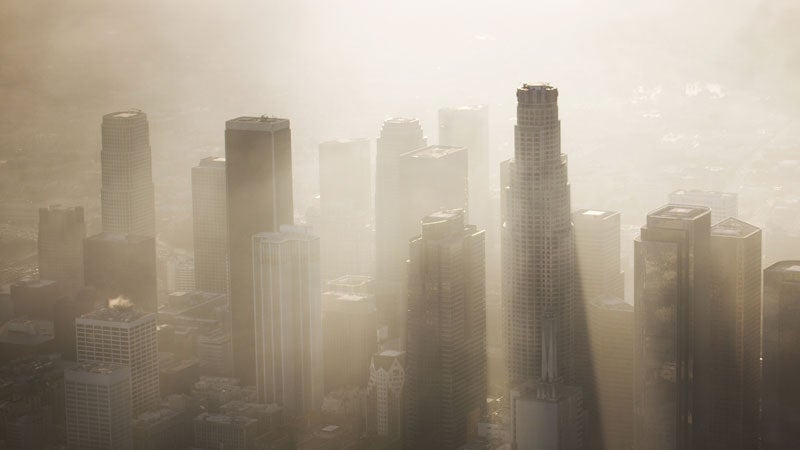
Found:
<box><xmin>65</xmin><ymin>363</ymin><xmax>132</xmax><ymax>450</ymax></box>
<box><xmin>252</xmin><ymin>225</ymin><xmax>322</xmax><ymax>417</ymax></box>
<box><xmin>192</xmin><ymin>156</ymin><xmax>228</xmax><ymax>294</ymax></box>
<box><xmin>76</xmin><ymin>305</ymin><xmax>159</xmax><ymax>415</ymax></box>
<box><xmin>100</xmin><ymin>110</ymin><xmax>155</xmax><ymax>237</ymax></box>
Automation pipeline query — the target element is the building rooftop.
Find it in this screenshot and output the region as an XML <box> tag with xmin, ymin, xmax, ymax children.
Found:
<box><xmin>383</xmin><ymin>117</ymin><xmax>419</xmax><ymax>126</ymax></box>
<box><xmin>0</xmin><ymin>318</ymin><xmax>54</xmax><ymax>345</ymax></box>
<box><xmin>574</xmin><ymin>209</ymin><xmax>618</xmax><ymax>220</ymax></box>
<box><xmin>440</xmin><ymin>104</ymin><xmax>487</xmax><ymax>113</ymax></box>
<box><xmin>648</xmin><ymin>204</ymin><xmax>710</xmax><ymax>221</ymax></box>
<box><xmin>325</xmin><ymin>275</ymin><xmax>372</xmax><ymax>293</ymax></box>
<box><xmin>402</xmin><ymin>144</ymin><xmax>465</xmax><ymax>160</ymax></box>
<box><xmin>225</xmin><ymin>116</ymin><xmax>290</xmax><ymax>132</ymax></box>
<box><xmin>590</xmin><ymin>296</ymin><xmax>633</xmax><ymax>312</ymax></box>
<box><xmin>159</xmin><ymin>290</ymin><xmax>227</xmax><ymax>316</ymax></box>
<box><xmin>85</xmin><ymin>232</ymin><xmax>152</xmax><ymax>244</ymax></box>
<box><xmin>322</xmin><ymin>291</ymin><xmax>375</xmax><ymax>313</ymax></box>
<box><xmin>194</xmin><ymin>412</ymin><xmax>257</xmax><ymax>427</ymax></box>
<box><xmin>320</xmin><ymin>138</ymin><xmax>369</xmax><ymax>146</ymax></box>
<box><xmin>12</xmin><ymin>278</ymin><xmax>57</xmax><ymax>289</ymax></box>
<box><xmin>80</xmin><ymin>304</ymin><xmax>153</xmax><ymax>323</ymax></box>
<box><xmin>197</xmin><ymin>156</ymin><xmax>226</xmax><ymax>168</ymax></box>
<box><xmin>253</xmin><ymin>225</ymin><xmax>317</xmax><ymax>243</ymax></box>
<box><xmin>670</xmin><ymin>189</ymin><xmax>737</xmax><ymax>199</ymax></box>
<box><xmin>765</xmin><ymin>261</ymin><xmax>800</xmax><ymax>275</ymax></box>
<box><xmin>711</xmin><ymin>217</ymin><xmax>760</xmax><ymax>238</ymax></box>
<box><xmin>103</xmin><ymin>110</ymin><xmax>146</xmax><ymax>121</ymax></box>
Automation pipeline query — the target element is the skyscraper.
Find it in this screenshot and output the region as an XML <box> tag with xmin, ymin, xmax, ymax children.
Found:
<box><xmin>404</xmin><ymin>209</ymin><xmax>485</xmax><ymax>450</ymax></box>
<box><xmin>252</xmin><ymin>225</ymin><xmax>322</xmax><ymax>417</ymax></box>
<box><xmin>317</xmin><ymin>138</ymin><xmax>373</xmax><ymax>280</ymax></box>
<box><xmin>761</xmin><ymin>260</ymin><xmax>800</xmax><ymax>448</ymax></box>
<box><xmin>633</xmin><ymin>204</ymin><xmax>711</xmax><ymax>450</ymax></box>
<box><xmin>438</xmin><ymin>105</ymin><xmax>489</xmax><ymax>227</ymax></box>
<box><xmin>100</xmin><ymin>110</ymin><xmax>155</xmax><ymax>237</ymax></box>
<box><xmin>504</xmin><ymin>83</ymin><xmax>575</xmax><ymax>385</ymax></box>
<box><xmin>192</xmin><ymin>156</ymin><xmax>228</xmax><ymax>294</ymax></box>
<box><xmin>37</xmin><ymin>205</ymin><xmax>86</xmax><ymax>292</ymax></box>
<box><xmin>572</xmin><ymin>208</ymin><xmax>624</xmax><ymax>447</ymax></box>
<box><xmin>83</xmin><ymin>233</ymin><xmax>158</xmax><ymax>312</ymax></box>
<box><xmin>587</xmin><ymin>296</ymin><xmax>633</xmax><ymax>450</ymax></box>
<box><xmin>322</xmin><ymin>289</ymin><xmax>377</xmax><ymax>391</ymax></box>
<box><xmin>375</xmin><ymin>118</ymin><xmax>426</xmax><ymax>333</ymax></box>
<box><xmin>65</xmin><ymin>363</ymin><xmax>132</xmax><ymax>450</ymax></box>
<box><xmin>668</xmin><ymin>189</ymin><xmax>738</xmax><ymax>225</ymax></box>
<box><xmin>225</xmin><ymin>116</ymin><xmax>294</xmax><ymax>384</ymax></box>
<box><xmin>698</xmin><ymin>218</ymin><xmax>761</xmax><ymax>450</ymax></box>
<box><xmin>76</xmin><ymin>304</ymin><xmax>160</xmax><ymax>415</ymax></box>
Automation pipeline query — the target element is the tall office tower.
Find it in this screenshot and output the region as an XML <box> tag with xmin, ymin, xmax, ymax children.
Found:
<box><xmin>192</xmin><ymin>156</ymin><xmax>228</xmax><ymax>294</ymax></box>
<box><xmin>439</xmin><ymin>105</ymin><xmax>489</xmax><ymax>227</ymax></box>
<box><xmin>225</xmin><ymin>116</ymin><xmax>293</xmax><ymax>384</ymax></box>
<box><xmin>404</xmin><ymin>210</ymin><xmax>485</xmax><ymax>450</ymax></box>
<box><xmin>322</xmin><ymin>289</ymin><xmax>377</xmax><ymax>391</ymax></box>
<box><xmin>100</xmin><ymin>110</ymin><xmax>155</xmax><ymax>237</ymax></box>
<box><xmin>366</xmin><ymin>350</ymin><xmax>406</xmax><ymax>441</ymax></box>
<box><xmin>504</xmin><ymin>83</ymin><xmax>575</xmax><ymax>386</ymax></box>
<box><xmin>696</xmin><ymin>218</ymin><xmax>762</xmax><ymax>449</ymax></box>
<box><xmin>252</xmin><ymin>225</ymin><xmax>322</xmax><ymax>417</ymax></box>
<box><xmin>83</xmin><ymin>233</ymin><xmax>158</xmax><ymax>312</ymax></box>
<box><xmin>37</xmin><ymin>205</ymin><xmax>86</xmax><ymax>292</ymax></box>
<box><xmin>318</xmin><ymin>138</ymin><xmax>373</xmax><ymax>280</ymax></box>
<box><xmin>375</xmin><ymin>118</ymin><xmax>426</xmax><ymax>332</ymax></box>
<box><xmin>572</xmin><ymin>208</ymin><xmax>624</xmax><ymax>446</ymax></box>
<box><xmin>669</xmin><ymin>189</ymin><xmax>738</xmax><ymax>224</ymax></box>
<box><xmin>65</xmin><ymin>363</ymin><xmax>133</xmax><ymax>450</ymax></box>
<box><xmin>761</xmin><ymin>261</ymin><xmax>800</xmax><ymax>448</ymax></box>
<box><xmin>587</xmin><ymin>297</ymin><xmax>633</xmax><ymax>450</ymax></box>
<box><xmin>510</xmin><ymin>380</ymin><xmax>584</xmax><ymax>450</ymax></box>
<box><xmin>76</xmin><ymin>305</ymin><xmax>160</xmax><ymax>415</ymax></box>
<box><xmin>634</xmin><ymin>205</ymin><xmax>711</xmax><ymax>450</ymax></box>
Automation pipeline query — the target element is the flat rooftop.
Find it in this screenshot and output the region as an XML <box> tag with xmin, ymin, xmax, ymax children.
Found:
<box><xmin>711</xmin><ymin>217</ymin><xmax>760</xmax><ymax>238</ymax></box>
<box><xmin>590</xmin><ymin>296</ymin><xmax>633</xmax><ymax>312</ymax></box>
<box><xmin>253</xmin><ymin>225</ymin><xmax>317</xmax><ymax>243</ymax></box>
<box><xmin>85</xmin><ymin>232</ymin><xmax>152</xmax><ymax>244</ymax></box>
<box><xmin>648</xmin><ymin>204</ymin><xmax>710</xmax><ymax>221</ymax></box>
<box><xmin>670</xmin><ymin>189</ymin><xmax>737</xmax><ymax>199</ymax></box>
<box><xmin>197</xmin><ymin>156</ymin><xmax>226</xmax><ymax>168</ymax></box>
<box><xmin>520</xmin><ymin>83</ymin><xmax>554</xmax><ymax>91</ymax></box>
<box><xmin>402</xmin><ymin>145</ymin><xmax>465</xmax><ymax>159</ymax></box>
<box><xmin>194</xmin><ymin>412</ymin><xmax>257</xmax><ymax>427</ymax></box>
<box><xmin>766</xmin><ymin>261</ymin><xmax>800</xmax><ymax>275</ymax></box>
<box><xmin>80</xmin><ymin>305</ymin><xmax>153</xmax><ymax>323</ymax></box>
<box><xmin>0</xmin><ymin>318</ymin><xmax>54</xmax><ymax>345</ymax></box>
<box><xmin>574</xmin><ymin>209</ymin><xmax>618</xmax><ymax>220</ymax></box>
<box><xmin>440</xmin><ymin>104</ymin><xmax>487</xmax><ymax>113</ymax></box>
<box><xmin>226</xmin><ymin>116</ymin><xmax>290</xmax><ymax>132</ymax></box>
<box><xmin>103</xmin><ymin>110</ymin><xmax>146</xmax><ymax>121</ymax></box>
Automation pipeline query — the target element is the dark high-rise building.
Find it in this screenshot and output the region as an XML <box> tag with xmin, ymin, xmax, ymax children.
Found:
<box><xmin>375</xmin><ymin>118</ymin><xmax>426</xmax><ymax>332</ymax></box>
<box><xmin>9</xmin><ymin>279</ymin><xmax>60</xmax><ymax>319</ymax></box>
<box><xmin>318</xmin><ymin>138</ymin><xmax>373</xmax><ymax>280</ymax></box>
<box><xmin>762</xmin><ymin>260</ymin><xmax>800</xmax><ymax>448</ymax></box>
<box><xmin>587</xmin><ymin>296</ymin><xmax>633</xmax><ymax>450</ymax></box>
<box><xmin>634</xmin><ymin>204</ymin><xmax>711</xmax><ymax>450</ymax></box>
<box><xmin>698</xmin><ymin>218</ymin><xmax>761</xmax><ymax>450</ymax></box>
<box><xmin>504</xmin><ymin>83</ymin><xmax>575</xmax><ymax>386</ymax></box>
<box><xmin>192</xmin><ymin>156</ymin><xmax>228</xmax><ymax>294</ymax></box>
<box><xmin>37</xmin><ymin>205</ymin><xmax>86</xmax><ymax>292</ymax></box>
<box><xmin>225</xmin><ymin>116</ymin><xmax>293</xmax><ymax>384</ymax></box>
<box><xmin>438</xmin><ymin>105</ymin><xmax>489</xmax><ymax>228</ymax></box>
<box><xmin>83</xmin><ymin>233</ymin><xmax>158</xmax><ymax>312</ymax></box>
<box><xmin>404</xmin><ymin>210</ymin><xmax>485</xmax><ymax>450</ymax></box>
<box><xmin>100</xmin><ymin>110</ymin><xmax>155</xmax><ymax>237</ymax></box>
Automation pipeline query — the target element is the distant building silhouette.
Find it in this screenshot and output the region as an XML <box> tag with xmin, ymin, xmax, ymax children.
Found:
<box><xmin>65</xmin><ymin>363</ymin><xmax>133</xmax><ymax>450</ymax></box>
<box><xmin>322</xmin><ymin>289</ymin><xmax>377</xmax><ymax>392</ymax></box>
<box><xmin>192</xmin><ymin>156</ymin><xmax>228</xmax><ymax>294</ymax></box>
<box><xmin>375</xmin><ymin>118</ymin><xmax>426</xmax><ymax>335</ymax></box>
<box><xmin>668</xmin><ymin>189</ymin><xmax>738</xmax><ymax>224</ymax></box>
<box><xmin>438</xmin><ymin>105</ymin><xmax>489</xmax><ymax>228</ymax></box>
<box><xmin>225</xmin><ymin>116</ymin><xmax>294</xmax><ymax>385</ymax></box>
<box><xmin>76</xmin><ymin>305</ymin><xmax>159</xmax><ymax>415</ymax></box>
<box><xmin>252</xmin><ymin>225</ymin><xmax>322</xmax><ymax>417</ymax></box>
<box><xmin>83</xmin><ymin>232</ymin><xmax>158</xmax><ymax>312</ymax></box>
<box><xmin>317</xmin><ymin>138</ymin><xmax>373</xmax><ymax>280</ymax></box>
<box><xmin>37</xmin><ymin>205</ymin><xmax>85</xmax><ymax>292</ymax></box>
<box><xmin>762</xmin><ymin>261</ymin><xmax>800</xmax><ymax>448</ymax></box>
<box><xmin>634</xmin><ymin>204</ymin><xmax>711</xmax><ymax>450</ymax></box>
<box><xmin>403</xmin><ymin>210</ymin><xmax>485</xmax><ymax>450</ymax></box>
<box><xmin>100</xmin><ymin>110</ymin><xmax>155</xmax><ymax>237</ymax></box>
